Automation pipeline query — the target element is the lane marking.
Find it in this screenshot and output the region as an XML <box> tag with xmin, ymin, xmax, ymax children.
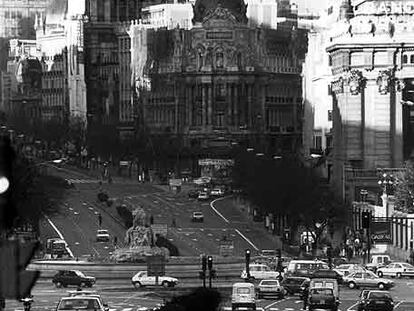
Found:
<box><xmin>347</xmin><ymin>302</ymin><xmax>358</xmax><ymax>311</ymax></box>
<box><xmin>394</xmin><ymin>300</ymin><xmax>404</xmax><ymax>308</ymax></box>
<box><xmin>210</xmin><ymin>197</ymin><xmax>230</xmax><ymax>223</ymax></box>
<box><xmin>44</xmin><ymin>215</ymin><xmax>74</xmax><ymax>258</ymax></box>
<box><xmin>235</xmin><ymin>228</ymin><xmax>259</xmax><ymax>251</ymax></box>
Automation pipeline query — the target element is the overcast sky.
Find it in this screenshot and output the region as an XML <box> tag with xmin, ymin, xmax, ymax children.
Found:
<box><xmin>294</xmin><ymin>0</ymin><xmax>329</xmax><ymax>14</ymax></box>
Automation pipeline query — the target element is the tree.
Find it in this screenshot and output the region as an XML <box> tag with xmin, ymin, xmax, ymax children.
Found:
<box><xmin>394</xmin><ymin>161</ymin><xmax>414</xmax><ymax>213</ymax></box>
<box><xmin>232</xmin><ymin>151</ymin><xmax>347</xmax><ymax>248</ymax></box>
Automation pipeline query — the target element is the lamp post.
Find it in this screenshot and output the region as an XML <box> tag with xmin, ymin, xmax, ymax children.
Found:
<box><xmin>378</xmin><ymin>172</ymin><xmax>395</xmax><ymax>218</ymax></box>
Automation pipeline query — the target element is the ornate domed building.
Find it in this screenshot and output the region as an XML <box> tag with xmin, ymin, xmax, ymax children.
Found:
<box><xmin>128</xmin><ymin>0</ymin><xmax>307</xmax><ymax>178</ymax></box>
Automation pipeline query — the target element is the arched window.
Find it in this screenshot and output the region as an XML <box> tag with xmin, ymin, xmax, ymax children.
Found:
<box><xmin>403</xmin><ymin>55</ymin><xmax>408</xmax><ymax>64</ymax></box>
<box><xmin>410</xmin><ymin>55</ymin><xmax>414</xmax><ymax>63</ymax></box>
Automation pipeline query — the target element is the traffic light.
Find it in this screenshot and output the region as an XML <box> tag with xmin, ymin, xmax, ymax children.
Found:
<box><xmin>0</xmin><ymin>240</ymin><xmax>40</xmax><ymax>299</ymax></box>
<box><xmin>245</xmin><ymin>249</ymin><xmax>251</xmax><ymax>263</ymax></box>
<box><xmin>362</xmin><ymin>211</ymin><xmax>371</xmax><ymax>229</ymax></box>
<box><xmin>277</xmin><ymin>249</ymin><xmax>281</xmax><ymax>259</ymax></box>
<box><xmin>207</xmin><ymin>255</ymin><xmax>213</xmax><ymax>270</ymax></box>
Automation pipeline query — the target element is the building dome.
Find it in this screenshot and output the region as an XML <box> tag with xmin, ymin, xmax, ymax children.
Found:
<box><xmin>192</xmin><ymin>0</ymin><xmax>248</xmax><ymax>24</ymax></box>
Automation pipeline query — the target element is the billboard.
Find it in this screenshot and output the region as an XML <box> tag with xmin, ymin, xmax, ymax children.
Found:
<box><xmin>371</xmin><ymin>221</ymin><xmax>392</xmax><ymax>244</ymax></box>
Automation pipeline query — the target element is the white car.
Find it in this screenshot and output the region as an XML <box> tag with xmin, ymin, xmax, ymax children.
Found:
<box><xmin>241</xmin><ymin>264</ymin><xmax>280</xmax><ymax>280</ymax></box>
<box><xmin>257</xmin><ymin>279</ymin><xmax>286</xmax><ymax>299</ymax></box>
<box><xmin>192</xmin><ymin>211</ymin><xmax>204</xmax><ymax>222</ymax></box>
<box><xmin>56</xmin><ymin>296</ymin><xmax>108</xmax><ymax>311</ymax></box>
<box><xmin>96</xmin><ymin>229</ymin><xmax>110</xmax><ymax>242</ymax></box>
<box><xmin>334</xmin><ymin>264</ymin><xmax>366</xmax><ymax>276</ymax></box>
<box><xmin>210</xmin><ymin>187</ymin><xmax>225</xmax><ymax>196</ymax></box>
<box><xmin>377</xmin><ymin>262</ymin><xmax>414</xmax><ymax>278</ymax></box>
<box><xmin>197</xmin><ymin>191</ymin><xmax>210</xmax><ymax>201</ymax></box>
<box><xmin>132</xmin><ymin>271</ymin><xmax>178</xmax><ymax>288</ymax></box>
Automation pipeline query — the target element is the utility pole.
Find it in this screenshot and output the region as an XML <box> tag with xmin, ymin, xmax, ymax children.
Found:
<box><xmin>199</xmin><ymin>255</ymin><xmax>207</xmax><ymax>288</ymax></box>
<box><xmin>245</xmin><ymin>249</ymin><xmax>251</xmax><ymax>281</ymax></box>
<box><xmin>207</xmin><ymin>256</ymin><xmax>214</xmax><ymax>288</ymax></box>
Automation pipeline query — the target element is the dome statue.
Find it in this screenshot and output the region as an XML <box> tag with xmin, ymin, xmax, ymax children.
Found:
<box><xmin>192</xmin><ymin>0</ymin><xmax>248</xmax><ymax>24</ymax></box>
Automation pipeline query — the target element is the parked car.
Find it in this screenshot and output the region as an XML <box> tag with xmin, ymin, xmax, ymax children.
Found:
<box><xmin>231</xmin><ymin>282</ymin><xmax>256</xmax><ymax>311</ymax></box>
<box><xmin>96</xmin><ymin>229</ymin><xmax>110</xmax><ymax>242</ymax></box>
<box><xmin>365</xmin><ymin>254</ymin><xmax>392</xmax><ymax>273</ymax></box>
<box><xmin>131</xmin><ymin>271</ymin><xmax>178</xmax><ymax>288</ymax></box>
<box><xmin>197</xmin><ymin>191</ymin><xmax>210</xmax><ymax>201</ymax></box>
<box><xmin>343</xmin><ymin>271</ymin><xmax>394</xmax><ymax>290</ymax></box>
<box><xmin>311</xmin><ymin>269</ymin><xmax>344</xmax><ymax>284</ymax></box>
<box><xmin>52</xmin><ymin>270</ymin><xmax>96</xmax><ymax>288</ymax></box>
<box><xmin>192</xmin><ymin>211</ymin><xmax>204</xmax><ymax>222</ymax></box>
<box><xmin>56</xmin><ymin>296</ymin><xmax>108</xmax><ymax>311</ymax></box>
<box><xmin>307</xmin><ymin>287</ymin><xmax>338</xmax><ymax>311</ymax></box>
<box><xmin>241</xmin><ymin>263</ymin><xmax>280</xmax><ymax>280</ymax></box>
<box><xmin>280</xmin><ymin>276</ymin><xmax>310</xmax><ymax>296</ymax></box>
<box><xmin>188</xmin><ymin>189</ymin><xmax>199</xmax><ymax>199</ymax></box>
<box><xmin>377</xmin><ymin>262</ymin><xmax>414</xmax><ymax>278</ymax></box>
<box><xmin>334</xmin><ymin>263</ymin><xmax>366</xmax><ymax>276</ymax></box>
<box><xmin>357</xmin><ymin>290</ymin><xmax>394</xmax><ymax>311</ymax></box>
<box><xmin>256</xmin><ymin>279</ymin><xmax>285</xmax><ymax>299</ymax></box>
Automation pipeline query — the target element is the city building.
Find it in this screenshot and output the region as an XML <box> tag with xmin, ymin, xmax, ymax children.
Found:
<box><xmin>245</xmin><ymin>0</ymin><xmax>278</xmax><ymax>29</ymax></box>
<box><xmin>0</xmin><ymin>0</ymin><xmax>50</xmax><ymax>38</ymax></box>
<box><xmin>141</xmin><ymin>2</ymin><xmax>193</xmax><ymax>29</ymax></box>
<box><xmin>326</xmin><ymin>0</ymin><xmax>414</xmax><ymax>201</ymax></box>
<box><xmin>128</xmin><ymin>0</ymin><xmax>307</xmax><ymax>176</ymax></box>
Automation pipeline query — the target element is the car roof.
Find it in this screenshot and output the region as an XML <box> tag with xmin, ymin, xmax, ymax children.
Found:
<box><xmin>60</xmin><ymin>296</ymin><xmax>99</xmax><ymax>301</ymax></box>
<box><xmin>260</xmin><ymin>279</ymin><xmax>280</xmax><ymax>283</ymax></box>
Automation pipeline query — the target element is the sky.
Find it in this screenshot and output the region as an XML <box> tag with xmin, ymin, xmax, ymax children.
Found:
<box><xmin>293</xmin><ymin>0</ymin><xmax>329</xmax><ymax>14</ymax></box>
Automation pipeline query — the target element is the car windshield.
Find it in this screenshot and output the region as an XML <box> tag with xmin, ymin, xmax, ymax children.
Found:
<box><xmin>58</xmin><ymin>298</ymin><xmax>100</xmax><ymax>310</ymax></box>
<box><xmin>97</xmin><ymin>230</ymin><xmax>108</xmax><ymax>234</ymax></box>
<box><xmin>310</xmin><ymin>288</ymin><xmax>333</xmax><ymax>295</ymax></box>
<box><xmin>369</xmin><ymin>292</ymin><xmax>391</xmax><ymax>299</ymax></box>
<box><xmin>237</xmin><ymin>287</ymin><xmax>252</xmax><ymax>294</ymax></box>
<box><xmin>366</xmin><ymin>271</ymin><xmax>378</xmax><ymax>278</ymax></box>
<box><xmin>337</xmin><ymin>265</ymin><xmax>350</xmax><ymax>269</ymax></box>
<box><xmin>261</xmin><ymin>280</ymin><xmax>280</xmax><ymax>286</ymax></box>
<box><xmin>401</xmin><ymin>263</ymin><xmax>414</xmax><ymax>269</ymax></box>
<box><xmin>74</xmin><ymin>271</ymin><xmax>86</xmax><ymax>277</ymax></box>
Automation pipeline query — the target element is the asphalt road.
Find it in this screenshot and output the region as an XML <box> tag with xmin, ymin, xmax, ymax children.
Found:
<box><xmin>6</xmin><ymin>278</ymin><xmax>414</xmax><ymax>311</ymax></box>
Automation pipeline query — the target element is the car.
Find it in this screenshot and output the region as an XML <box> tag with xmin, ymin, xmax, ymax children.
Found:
<box><xmin>210</xmin><ymin>187</ymin><xmax>225</xmax><ymax>196</ymax></box>
<box><xmin>52</xmin><ymin>270</ymin><xmax>96</xmax><ymax>288</ymax></box>
<box><xmin>67</xmin><ymin>290</ymin><xmax>109</xmax><ymax>309</ymax></box>
<box><xmin>358</xmin><ymin>290</ymin><xmax>394</xmax><ymax>311</ymax></box>
<box><xmin>131</xmin><ymin>271</ymin><xmax>178</xmax><ymax>288</ymax></box>
<box><xmin>256</xmin><ymin>279</ymin><xmax>285</xmax><ymax>299</ymax></box>
<box><xmin>365</xmin><ymin>254</ymin><xmax>392</xmax><ymax>273</ymax></box>
<box><xmin>356</xmin><ymin>290</ymin><xmax>371</xmax><ymax>311</ymax></box>
<box><xmin>311</xmin><ymin>269</ymin><xmax>344</xmax><ymax>284</ymax></box>
<box><xmin>343</xmin><ymin>271</ymin><xmax>394</xmax><ymax>290</ymax></box>
<box><xmin>285</xmin><ymin>260</ymin><xmax>329</xmax><ymax>278</ymax></box>
<box><xmin>197</xmin><ymin>191</ymin><xmax>210</xmax><ymax>201</ymax></box>
<box><xmin>377</xmin><ymin>262</ymin><xmax>414</xmax><ymax>278</ymax></box>
<box><xmin>231</xmin><ymin>282</ymin><xmax>256</xmax><ymax>311</ymax></box>
<box><xmin>56</xmin><ymin>296</ymin><xmax>108</xmax><ymax>311</ymax></box>
<box><xmin>280</xmin><ymin>276</ymin><xmax>310</xmax><ymax>296</ymax></box>
<box><xmin>96</xmin><ymin>229</ymin><xmax>110</xmax><ymax>242</ymax></box>
<box><xmin>334</xmin><ymin>263</ymin><xmax>366</xmax><ymax>276</ymax></box>
<box><xmin>241</xmin><ymin>263</ymin><xmax>280</xmax><ymax>280</ymax></box>
<box><xmin>307</xmin><ymin>287</ymin><xmax>338</xmax><ymax>311</ymax></box>
<box><xmin>188</xmin><ymin>189</ymin><xmax>199</xmax><ymax>199</ymax></box>
<box><xmin>192</xmin><ymin>211</ymin><xmax>204</xmax><ymax>222</ymax></box>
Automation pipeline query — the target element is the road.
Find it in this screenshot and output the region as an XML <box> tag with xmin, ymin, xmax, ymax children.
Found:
<box><xmin>41</xmin><ymin>163</ymin><xmax>281</xmax><ymax>258</ymax></box>
<box><xmin>6</xmin><ymin>278</ymin><xmax>414</xmax><ymax>311</ymax></box>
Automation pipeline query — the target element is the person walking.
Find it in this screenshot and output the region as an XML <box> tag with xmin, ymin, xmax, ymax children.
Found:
<box><xmin>302</xmin><ymin>282</ymin><xmax>309</xmax><ymax>310</ymax></box>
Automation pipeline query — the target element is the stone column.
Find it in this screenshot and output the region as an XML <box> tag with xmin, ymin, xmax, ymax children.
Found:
<box><xmin>187</xmin><ymin>84</ymin><xmax>192</xmax><ymax>127</ymax></box>
<box><xmin>207</xmin><ymin>84</ymin><xmax>213</xmax><ymax>126</ymax></box>
<box><xmin>227</xmin><ymin>83</ymin><xmax>232</xmax><ymax>127</ymax></box>
<box><xmin>234</xmin><ymin>84</ymin><xmax>238</xmax><ymax>127</ymax></box>
<box><xmin>393</xmin><ymin>80</ymin><xmax>404</xmax><ymax>166</ymax></box>
<box><xmin>202</xmin><ymin>84</ymin><xmax>207</xmax><ymax>126</ymax></box>
<box><xmin>363</xmin><ymin>78</ymin><xmax>378</xmax><ymax>168</ymax></box>
<box><xmin>247</xmin><ymin>84</ymin><xmax>252</xmax><ymax>127</ymax></box>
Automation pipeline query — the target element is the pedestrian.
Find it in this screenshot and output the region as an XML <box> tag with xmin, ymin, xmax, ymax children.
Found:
<box><xmin>172</xmin><ymin>218</ymin><xmax>176</xmax><ymax>228</ymax></box>
<box><xmin>98</xmin><ymin>213</ymin><xmax>102</xmax><ymax>227</ymax></box>
<box><xmin>150</xmin><ymin>214</ymin><xmax>154</xmax><ymax>225</ymax></box>
<box><xmin>113</xmin><ymin>236</ymin><xmax>118</xmax><ymax>247</ymax></box>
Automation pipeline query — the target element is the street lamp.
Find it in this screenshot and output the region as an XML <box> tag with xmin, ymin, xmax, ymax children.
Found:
<box><xmin>378</xmin><ymin>172</ymin><xmax>395</xmax><ymax>217</ymax></box>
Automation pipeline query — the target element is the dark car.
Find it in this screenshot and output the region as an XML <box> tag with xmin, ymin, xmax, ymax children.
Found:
<box><xmin>52</xmin><ymin>270</ymin><xmax>96</xmax><ymax>288</ymax></box>
<box><xmin>312</xmin><ymin>269</ymin><xmax>344</xmax><ymax>284</ymax></box>
<box><xmin>308</xmin><ymin>287</ymin><xmax>338</xmax><ymax>311</ymax></box>
<box><xmin>280</xmin><ymin>276</ymin><xmax>310</xmax><ymax>296</ymax></box>
<box><xmin>188</xmin><ymin>189</ymin><xmax>199</xmax><ymax>199</ymax></box>
<box><xmin>358</xmin><ymin>290</ymin><xmax>394</xmax><ymax>311</ymax></box>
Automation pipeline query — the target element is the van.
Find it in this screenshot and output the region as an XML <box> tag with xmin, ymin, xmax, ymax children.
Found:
<box><xmin>231</xmin><ymin>282</ymin><xmax>256</xmax><ymax>310</ymax></box>
<box><xmin>286</xmin><ymin>260</ymin><xmax>329</xmax><ymax>278</ymax></box>
<box><xmin>365</xmin><ymin>254</ymin><xmax>391</xmax><ymax>272</ymax></box>
<box><xmin>308</xmin><ymin>278</ymin><xmax>339</xmax><ymax>311</ymax></box>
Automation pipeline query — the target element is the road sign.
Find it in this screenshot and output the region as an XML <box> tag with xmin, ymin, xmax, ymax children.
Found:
<box><xmin>219</xmin><ymin>239</ymin><xmax>234</xmax><ymax>257</ymax></box>
<box><xmin>147</xmin><ymin>255</ymin><xmax>165</xmax><ymax>276</ymax></box>
<box><xmin>371</xmin><ymin>221</ymin><xmax>392</xmax><ymax>244</ymax></box>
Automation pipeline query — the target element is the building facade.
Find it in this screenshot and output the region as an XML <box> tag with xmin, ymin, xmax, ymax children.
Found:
<box><xmin>0</xmin><ymin>0</ymin><xmax>50</xmax><ymax>38</ymax></box>
<box><xmin>326</xmin><ymin>0</ymin><xmax>414</xmax><ymax>201</ymax></box>
<box><xmin>129</xmin><ymin>0</ymin><xmax>307</xmax><ymax>174</ymax></box>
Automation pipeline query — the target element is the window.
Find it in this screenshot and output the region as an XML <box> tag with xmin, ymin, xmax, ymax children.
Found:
<box><xmin>328</xmin><ymin>110</ymin><xmax>332</xmax><ymax>121</ymax></box>
<box><xmin>411</xmin><ymin>55</ymin><xmax>414</xmax><ymax>63</ymax></box>
<box><xmin>403</xmin><ymin>55</ymin><xmax>408</xmax><ymax>64</ymax></box>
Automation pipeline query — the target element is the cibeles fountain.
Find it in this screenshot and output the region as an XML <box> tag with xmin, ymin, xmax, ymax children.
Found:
<box><xmin>111</xmin><ymin>206</ymin><xmax>168</xmax><ymax>262</ymax></box>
